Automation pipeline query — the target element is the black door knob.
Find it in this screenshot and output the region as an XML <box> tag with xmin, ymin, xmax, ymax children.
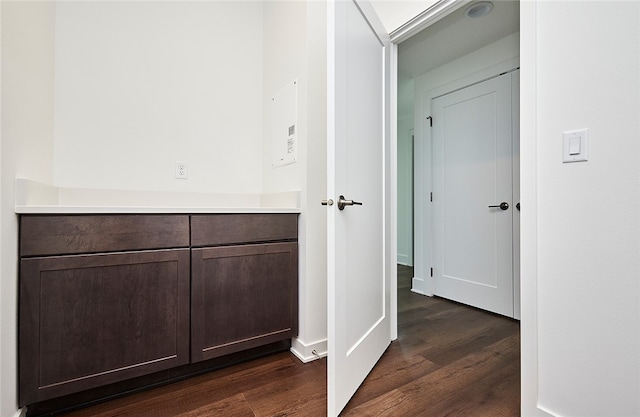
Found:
<box><xmin>488</xmin><ymin>202</ymin><xmax>509</xmax><ymax>210</ymax></box>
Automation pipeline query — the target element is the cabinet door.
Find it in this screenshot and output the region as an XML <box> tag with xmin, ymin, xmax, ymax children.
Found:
<box><xmin>19</xmin><ymin>249</ymin><xmax>190</xmax><ymax>405</ymax></box>
<box><xmin>191</xmin><ymin>243</ymin><xmax>298</xmax><ymax>362</ymax></box>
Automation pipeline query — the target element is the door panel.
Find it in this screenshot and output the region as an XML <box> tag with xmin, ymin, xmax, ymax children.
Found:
<box><xmin>327</xmin><ymin>0</ymin><xmax>390</xmax><ymax>415</ymax></box>
<box><xmin>432</xmin><ymin>72</ymin><xmax>514</xmax><ymax>317</ymax></box>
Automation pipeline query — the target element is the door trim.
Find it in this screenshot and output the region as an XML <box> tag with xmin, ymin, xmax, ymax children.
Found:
<box><xmin>519</xmin><ymin>2</ymin><xmax>551</xmax><ymax>415</ymax></box>
<box><xmin>389</xmin><ymin>0</ymin><xmax>468</xmax><ymax>44</ymax></box>
<box><xmin>390</xmin><ymin>39</ymin><xmax>399</xmax><ymax>341</ymax></box>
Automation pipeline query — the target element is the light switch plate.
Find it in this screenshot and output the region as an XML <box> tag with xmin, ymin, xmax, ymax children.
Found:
<box><xmin>563</xmin><ymin>129</ymin><xmax>588</xmax><ymax>163</ymax></box>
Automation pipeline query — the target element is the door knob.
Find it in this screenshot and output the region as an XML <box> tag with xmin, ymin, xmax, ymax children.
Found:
<box><xmin>338</xmin><ymin>195</ymin><xmax>362</xmax><ymax>211</ymax></box>
<box><xmin>321</xmin><ymin>199</ymin><xmax>334</xmax><ymax>206</ymax></box>
<box><xmin>488</xmin><ymin>202</ymin><xmax>509</xmax><ymax>210</ymax></box>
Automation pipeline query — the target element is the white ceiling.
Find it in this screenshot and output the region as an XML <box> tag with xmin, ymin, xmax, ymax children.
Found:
<box><xmin>397</xmin><ymin>1</ymin><xmax>520</xmax><ymax>80</ymax></box>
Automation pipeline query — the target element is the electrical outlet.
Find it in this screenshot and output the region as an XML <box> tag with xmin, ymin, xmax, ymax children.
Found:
<box><xmin>175</xmin><ymin>161</ymin><xmax>188</xmax><ymax>179</ymax></box>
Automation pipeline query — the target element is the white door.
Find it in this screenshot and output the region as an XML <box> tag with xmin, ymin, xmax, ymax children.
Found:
<box><xmin>432</xmin><ymin>72</ymin><xmax>515</xmax><ymax>317</ymax></box>
<box><xmin>327</xmin><ymin>0</ymin><xmax>390</xmax><ymax>416</ymax></box>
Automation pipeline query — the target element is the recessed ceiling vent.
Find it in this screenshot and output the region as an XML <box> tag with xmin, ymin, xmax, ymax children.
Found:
<box><xmin>465</xmin><ymin>1</ymin><xmax>494</xmax><ymax>18</ymax></box>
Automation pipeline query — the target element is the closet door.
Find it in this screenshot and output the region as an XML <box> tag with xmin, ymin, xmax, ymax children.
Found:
<box><xmin>432</xmin><ymin>71</ymin><xmax>515</xmax><ymax>317</ymax></box>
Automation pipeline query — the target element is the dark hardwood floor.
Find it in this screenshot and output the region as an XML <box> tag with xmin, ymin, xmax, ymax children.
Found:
<box><xmin>60</xmin><ymin>265</ymin><xmax>519</xmax><ymax>417</ymax></box>
<box><xmin>341</xmin><ymin>266</ymin><xmax>520</xmax><ymax>416</ymax></box>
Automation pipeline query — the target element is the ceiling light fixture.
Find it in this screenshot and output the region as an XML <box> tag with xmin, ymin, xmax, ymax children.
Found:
<box><xmin>465</xmin><ymin>1</ymin><xmax>494</xmax><ymax>18</ymax></box>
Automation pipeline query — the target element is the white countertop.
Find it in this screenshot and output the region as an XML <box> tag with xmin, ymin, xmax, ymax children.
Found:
<box><xmin>15</xmin><ymin>205</ymin><xmax>301</xmax><ymax>214</ymax></box>
<box><xmin>15</xmin><ymin>179</ymin><xmax>301</xmax><ymax>215</ymax></box>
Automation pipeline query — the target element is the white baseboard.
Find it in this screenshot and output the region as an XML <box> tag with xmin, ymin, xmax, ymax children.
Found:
<box><xmin>290</xmin><ymin>337</ymin><xmax>327</xmax><ymax>363</ymax></box>
<box><xmin>412</xmin><ymin>276</ymin><xmax>428</xmax><ymax>295</ymax></box>
<box><xmin>411</xmin><ymin>287</ymin><xmax>428</xmax><ymax>296</ymax></box>
<box><xmin>397</xmin><ymin>253</ymin><xmax>413</xmax><ymax>266</ymax></box>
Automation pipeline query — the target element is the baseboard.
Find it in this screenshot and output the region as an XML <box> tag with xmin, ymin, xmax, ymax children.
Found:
<box><xmin>290</xmin><ymin>337</ymin><xmax>327</xmax><ymax>363</ymax></box>
<box><xmin>412</xmin><ymin>276</ymin><xmax>429</xmax><ymax>295</ymax></box>
<box><xmin>397</xmin><ymin>253</ymin><xmax>412</xmax><ymax>266</ymax></box>
<box><xmin>537</xmin><ymin>404</ymin><xmax>558</xmax><ymax>417</ymax></box>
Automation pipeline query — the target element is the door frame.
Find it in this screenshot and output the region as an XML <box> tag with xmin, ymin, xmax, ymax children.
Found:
<box><xmin>518</xmin><ymin>2</ymin><xmax>547</xmax><ymax>414</ymax></box>
<box><xmin>387</xmin><ymin>0</ymin><xmax>544</xmax><ymax>415</ymax></box>
<box><xmin>413</xmin><ymin>58</ymin><xmax>519</xmax><ymax>297</ymax></box>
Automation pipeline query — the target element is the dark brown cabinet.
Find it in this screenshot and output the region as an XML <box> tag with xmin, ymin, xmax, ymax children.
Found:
<box><xmin>191</xmin><ymin>214</ymin><xmax>298</xmax><ymax>362</ymax></box>
<box><xmin>192</xmin><ymin>243</ymin><xmax>298</xmax><ymax>361</ymax></box>
<box><xmin>18</xmin><ymin>213</ymin><xmax>298</xmax><ymax>409</ymax></box>
<box><xmin>19</xmin><ymin>215</ymin><xmax>191</xmax><ymax>405</ymax></box>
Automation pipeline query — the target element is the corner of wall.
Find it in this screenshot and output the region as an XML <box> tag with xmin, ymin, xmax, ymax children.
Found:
<box><xmin>1</xmin><ymin>3</ymin><xmax>56</xmax><ymax>416</ymax></box>
<box><xmin>262</xmin><ymin>0</ymin><xmax>328</xmax><ymax>358</ymax></box>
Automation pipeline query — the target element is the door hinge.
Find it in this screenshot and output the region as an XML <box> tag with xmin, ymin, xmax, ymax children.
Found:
<box><xmin>426</xmin><ymin>116</ymin><xmax>433</xmax><ymax>127</ymax></box>
<box><xmin>430</xmin><ymin>267</ymin><xmax>433</xmax><ymax>277</ymax></box>
<box><xmin>430</xmin><ymin>192</ymin><xmax>433</xmax><ymax>202</ymax></box>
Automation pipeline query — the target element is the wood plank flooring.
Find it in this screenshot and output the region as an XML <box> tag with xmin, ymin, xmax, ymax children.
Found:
<box><xmin>60</xmin><ymin>265</ymin><xmax>519</xmax><ymax>417</ymax></box>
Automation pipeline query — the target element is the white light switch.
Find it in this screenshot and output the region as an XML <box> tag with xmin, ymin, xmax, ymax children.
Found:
<box><xmin>568</xmin><ymin>137</ymin><xmax>581</xmax><ymax>155</ymax></box>
<box><xmin>563</xmin><ymin>129</ymin><xmax>588</xmax><ymax>163</ymax></box>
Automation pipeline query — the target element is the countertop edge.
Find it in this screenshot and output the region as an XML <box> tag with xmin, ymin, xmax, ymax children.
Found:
<box><xmin>15</xmin><ymin>206</ymin><xmax>302</xmax><ymax>214</ymax></box>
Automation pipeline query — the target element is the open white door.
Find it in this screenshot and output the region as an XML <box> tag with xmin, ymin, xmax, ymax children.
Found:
<box><xmin>431</xmin><ymin>72</ymin><xmax>515</xmax><ymax>317</ymax></box>
<box><xmin>327</xmin><ymin>0</ymin><xmax>390</xmax><ymax>416</ymax></box>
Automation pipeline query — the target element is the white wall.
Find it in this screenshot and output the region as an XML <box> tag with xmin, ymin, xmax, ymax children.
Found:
<box><xmin>397</xmin><ymin>75</ymin><xmax>413</xmax><ymax>266</ymax></box>
<box><xmin>1</xmin><ymin>3</ymin><xmax>56</xmax><ymax>416</ymax></box>
<box><xmin>397</xmin><ymin>114</ymin><xmax>413</xmax><ymax>265</ymax></box>
<box><xmin>53</xmin><ymin>2</ymin><xmax>264</xmax><ymax>194</ymax></box>
<box><xmin>522</xmin><ymin>2</ymin><xmax>640</xmax><ymax>416</ymax></box>
<box><xmin>262</xmin><ymin>1</ymin><xmax>327</xmax><ymax>360</ymax></box>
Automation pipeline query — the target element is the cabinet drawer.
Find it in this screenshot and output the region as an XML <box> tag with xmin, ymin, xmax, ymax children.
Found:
<box><xmin>20</xmin><ymin>215</ymin><xmax>190</xmax><ymax>256</ymax></box>
<box><xmin>191</xmin><ymin>214</ymin><xmax>297</xmax><ymax>247</ymax></box>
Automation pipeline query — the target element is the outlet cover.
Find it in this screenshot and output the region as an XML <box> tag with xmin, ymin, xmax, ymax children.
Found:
<box><xmin>175</xmin><ymin>161</ymin><xmax>188</xmax><ymax>179</ymax></box>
